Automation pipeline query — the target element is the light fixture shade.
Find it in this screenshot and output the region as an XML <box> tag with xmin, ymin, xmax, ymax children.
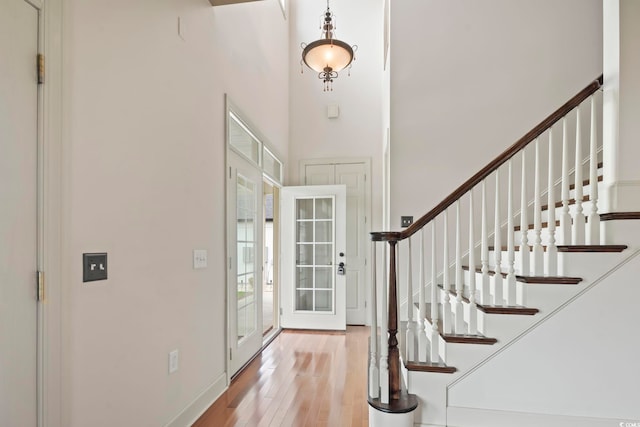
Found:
<box><xmin>302</xmin><ymin>39</ymin><xmax>354</xmax><ymax>73</ymax></box>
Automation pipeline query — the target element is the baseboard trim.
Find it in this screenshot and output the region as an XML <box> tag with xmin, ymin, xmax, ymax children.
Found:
<box><xmin>164</xmin><ymin>372</ymin><xmax>227</xmax><ymax>427</ymax></box>
<box><xmin>446</xmin><ymin>406</ymin><xmax>634</xmax><ymax>427</ymax></box>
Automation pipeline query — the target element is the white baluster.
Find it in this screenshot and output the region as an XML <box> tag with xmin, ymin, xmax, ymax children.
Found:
<box><xmin>560</xmin><ymin>118</ymin><xmax>572</xmax><ymax>245</ymax></box>
<box><xmin>480</xmin><ymin>180</ymin><xmax>491</xmax><ymax>305</ymax></box>
<box><xmin>454</xmin><ymin>200</ymin><xmax>465</xmax><ymax>334</ymax></box>
<box><xmin>442</xmin><ymin>209</ymin><xmax>452</xmax><ymax>334</ymax></box>
<box><xmin>520</xmin><ymin>149</ymin><xmax>530</xmax><ymax>275</ymax></box>
<box><xmin>468</xmin><ymin>191</ymin><xmax>478</xmax><ymax>334</ymax></box>
<box><xmin>588</xmin><ymin>95</ymin><xmax>600</xmax><ymax>244</ymax></box>
<box><xmin>547</xmin><ymin>129</ymin><xmax>558</xmax><ymax>275</ymax></box>
<box><xmin>406</xmin><ymin>239</ymin><xmax>415</xmax><ymax>361</ymax></box>
<box><xmin>532</xmin><ymin>138</ymin><xmax>544</xmax><ymax>275</ymax></box>
<box><xmin>418</xmin><ymin>228</ymin><xmax>428</xmax><ymax>362</ymax></box>
<box><xmin>380</xmin><ymin>243</ymin><xmax>389</xmax><ymax>404</ymax></box>
<box><xmin>369</xmin><ymin>242</ymin><xmax>379</xmax><ymax>399</ymax></box>
<box><xmin>506</xmin><ymin>160</ymin><xmax>517</xmax><ymax>305</ymax></box>
<box><xmin>430</xmin><ymin>220</ymin><xmax>440</xmax><ymax>362</ymax></box>
<box><xmin>573</xmin><ymin>106</ymin><xmax>586</xmax><ymax>244</ymax></box>
<box><xmin>493</xmin><ymin>170</ymin><xmax>504</xmax><ymax>305</ymax></box>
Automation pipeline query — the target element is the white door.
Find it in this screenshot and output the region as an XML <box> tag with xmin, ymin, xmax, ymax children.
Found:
<box><xmin>302</xmin><ymin>162</ymin><xmax>368</xmax><ymax>325</ymax></box>
<box><xmin>0</xmin><ymin>0</ymin><xmax>40</xmax><ymax>425</ymax></box>
<box><xmin>281</xmin><ymin>185</ymin><xmax>346</xmax><ymax>330</ymax></box>
<box><xmin>227</xmin><ymin>150</ymin><xmax>263</xmax><ymax>376</ymax></box>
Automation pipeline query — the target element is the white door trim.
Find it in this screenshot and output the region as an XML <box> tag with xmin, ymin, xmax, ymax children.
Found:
<box><xmin>39</xmin><ymin>0</ymin><xmax>64</xmax><ymax>425</ymax></box>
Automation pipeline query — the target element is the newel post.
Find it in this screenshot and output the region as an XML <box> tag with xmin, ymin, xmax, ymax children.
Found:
<box><xmin>387</xmin><ymin>240</ymin><xmax>401</xmax><ymax>400</ymax></box>
<box><xmin>368</xmin><ymin>232</ymin><xmax>418</xmax><ymax>426</ymax></box>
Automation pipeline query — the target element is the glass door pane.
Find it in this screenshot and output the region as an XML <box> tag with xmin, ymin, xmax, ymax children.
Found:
<box><xmin>237</xmin><ymin>174</ymin><xmax>257</xmax><ymax>341</ymax></box>
<box><xmin>294</xmin><ymin>197</ymin><xmax>335</xmax><ymax>313</ymax></box>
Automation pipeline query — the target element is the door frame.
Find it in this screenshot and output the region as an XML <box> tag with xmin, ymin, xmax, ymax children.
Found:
<box><xmin>224</xmin><ymin>97</ymin><xmax>285</xmax><ymax>380</ymax></box>
<box><xmin>226</xmin><ymin>149</ymin><xmax>265</xmax><ymax>377</ymax></box>
<box><xmin>24</xmin><ymin>0</ymin><xmax>64</xmax><ymax>425</ymax></box>
<box><xmin>298</xmin><ymin>157</ymin><xmax>372</xmax><ymax>325</ymax></box>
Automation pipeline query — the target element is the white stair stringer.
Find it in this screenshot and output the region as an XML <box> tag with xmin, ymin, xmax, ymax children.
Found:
<box><xmin>404</xmin><ymin>243</ymin><xmax>632</xmax><ymax>427</ymax></box>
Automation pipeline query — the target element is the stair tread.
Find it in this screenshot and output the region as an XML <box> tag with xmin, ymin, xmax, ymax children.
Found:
<box><xmin>541</xmin><ymin>196</ymin><xmax>590</xmax><ymax>212</ymax></box>
<box><xmin>405</xmin><ymin>360</ymin><xmax>457</xmax><ymax>374</ymax></box>
<box><xmin>489</xmin><ymin>244</ymin><xmax>627</xmax><ymax>253</ymax></box>
<box><xmin>420</xmin><ymin>302</ymin><xmax>497</xmax><ymax>344</ymax></box>
<box><xmin>514</xmin><ymin>220</ymin><xmax>560</xmax><ymax>231</ymax></box>
<box><xmin>557</xmin><ymin>244</ymin><xmax>628</xmax><ymax>252</ymax></box>
<box><xmin>569</xmin><ymin>174</ymin><xmax>603</xmax><ymax>190</ymax></box>
<box><xmin>434</xmin><ymin>286</ymin><xmax>539</xmax><ymax>315</ymax></box>
<box><xmin>462</xmin><ymin>266</ymin><xmax>582</xmax><ymax>284</ymax></box>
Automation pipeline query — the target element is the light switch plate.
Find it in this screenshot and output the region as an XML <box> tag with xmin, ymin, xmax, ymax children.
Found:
<box><xmin>327</xmin><ymin>104</ymin><xmax>340</xmax><ymax>119</ymax></box>
<box><xmin>401</xmin><ymin>216</ymin><xmax>413</xmax><ymax>228</ymax></box>
<box><xmin>193</xmin><ymin>249</ymin><xmax>207</xmax><ymax>269</ymax></box>
<box><xmin>83</xmin><ymin>253</ymin><xmax>108</xmax><ymax>282</ymax></box>
<box><xmin>169</xmin><ymin>349</ymin><xmax>179</xmax><ymax>374</ymax></box>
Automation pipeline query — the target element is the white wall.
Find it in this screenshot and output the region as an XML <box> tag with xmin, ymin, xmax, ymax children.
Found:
<box><xmin>288</xmin><ymin>0</ymin><xmax>384</xmax><ymax>231</ymax></box>
<box><xmin>61</xmin><ymin>0</ymin><xmax>288</xmax><ymax>425</ymax></box>
<box><xmin>603</xmin><ymin>0</ymin><xmax>640</xmax><ymax>212</ymax></box>
<box><xmin>448</xmin><ymin>248</ymin><xmax>640</xmax><ymax>421</ymax></box>
<box><xmin>389</xmin><ymin>0</ymin><xmax>603</xmax><ymax>230</ymax></box>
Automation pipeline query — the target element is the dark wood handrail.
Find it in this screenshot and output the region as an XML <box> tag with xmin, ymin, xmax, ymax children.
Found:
<box><xmin>370</xmin><ymin>75</ymin><xmax>603</xmax><ymax>243</ymax></box>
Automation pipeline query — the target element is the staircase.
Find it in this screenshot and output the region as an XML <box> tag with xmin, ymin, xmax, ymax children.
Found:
<box><xmin>367</xmin><ymin>76</ymin><xmax>640</xmax><ymax>426</ymax></box>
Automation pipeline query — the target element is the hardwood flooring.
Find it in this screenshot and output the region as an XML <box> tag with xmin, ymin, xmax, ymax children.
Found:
<box><xmin>193</xmin><ymin>326</ymin><xmax>370</xmax><ymax>427</ymax></box>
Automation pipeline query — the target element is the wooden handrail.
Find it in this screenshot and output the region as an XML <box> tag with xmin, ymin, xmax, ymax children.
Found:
<box><xmin>370</xmin><ymin>75</ymin><xmax>603</xmax><ymax>243</ymax></box>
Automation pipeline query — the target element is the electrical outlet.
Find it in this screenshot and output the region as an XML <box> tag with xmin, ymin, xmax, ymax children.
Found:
<box><xmin>401</xmin><ymin>216</ymin><xmax>413</xmax><ymax>228</ymax></box>
<box><xmin>193</xmin><ymin>249</ymin><xmax>207</xmax><ymax>269</ymax></box>
<box><xmin>169</xmin><ymin>350</ymin><xmax>179</xmax><ymax>374</ymax></box>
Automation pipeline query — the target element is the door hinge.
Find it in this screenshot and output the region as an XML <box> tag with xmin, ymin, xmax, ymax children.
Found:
<box><xmin>37</xmin><ymin>54</ymin><xmax>44</xmax><ymax>84</ymax></box>
<box><xmin>229</xmin><ymin>348</ymin><xmax>232</xmax><ymax>360</ymax></box>
<box><xmin>229</xmin><ymin>257</ymin><xmax>232</xmax><ymax>270</ymax></box>
<box><xmin>365</xmin><ymin>300</ymin><xmax>367</xmax><ymax>308</ymax></box>
<box><xmin>279</xmin><ymin>307</ymin><xmax>283</xmax><ymax>316</ymax></box>
<box><xmin>37</xmin><ymin>271</ymin><xmax>45</xmax><ymax>301</ymax></box>
<box><xmin>229</xmin><ymin>167</ymin><xmax>232</xmax><ymax>179</ymax></box>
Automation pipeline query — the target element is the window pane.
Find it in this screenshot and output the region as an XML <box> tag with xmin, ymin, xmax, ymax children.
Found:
<box><xmin>236</xmin><ymin>172</ymin><xmax>256</xmax><ymax>340</ymax></box>
<box><xmin>263</xmin><ymin>147</ymin><xmax>282</xmax><ymax>182</ymax></box>
<box><xmin>315</xmin><ymin>267</ymin><xmax>332</xmax><ymax>289</ymax></box>
<box><xmin>315</xmin><ymin>244</ymin><xmax>332</xmax><ymax>266</ymax></box>
<box><xmin>229</xmin><ymin>114</ymin><xmax>260</xmax><ymax>164</ymax></box>
<box><xmin>296</xmin><ymin>267</ymin><xmax>313</xmax><ymax>289</ymax></box>
<box><xmin>315</xmin><ymin>198</ymin><xmax>333</xmax><ymax>219</ymax></box>
<box><xmin>296</xmin><ymin>221</ymin><xmax>313</xmax><ymax>243</ymax></box>
<box><xmin>296</xmin><ymin>198</ymin><xmax>314</xmax><ymax>220</ymax></box>
<box><xmin>293</xmin><ymin>196</ymin><xmax>335</xmax><ymax>314</ymax></box>
<box><xmin>315</xmin><ymin>290</ymin><xmax>332</xmax><ymax>312</ymax></box>
<box><xmin>297</xmin><ymin>244</ymin><xmax>313</xmax><ymax>266</ymax></box>
<box><xmin>296</xmin><ymin>290</ymin><xmax>314</xmax><ymax>311</ymax></box>
<box><xmin>315</xmin><ymin>221</ymin><xmax>332</xmax><ymax>242</ymax></box>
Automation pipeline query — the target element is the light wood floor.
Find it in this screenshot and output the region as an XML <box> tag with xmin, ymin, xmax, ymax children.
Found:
<box><xmin>193</xmin><ymin>326</ymin><xmax>370</xmax><ymax>427</ymax></box>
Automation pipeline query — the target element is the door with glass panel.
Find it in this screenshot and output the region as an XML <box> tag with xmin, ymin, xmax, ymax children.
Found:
<box><xmin>281</xmin><ymin>185</ymin><xmax>346</xmax><ymax>330</ymax></box>
<box><xmin>227</xmin><ymin>150</ymin><xmax>263</xmax><ymax>376</ymax></box>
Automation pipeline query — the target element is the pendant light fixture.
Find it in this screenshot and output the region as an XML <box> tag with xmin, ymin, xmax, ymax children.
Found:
<box><xmin>300</xmin><ymin>0</ymin><xmax>357</xmax><ymax>92</ymax></box>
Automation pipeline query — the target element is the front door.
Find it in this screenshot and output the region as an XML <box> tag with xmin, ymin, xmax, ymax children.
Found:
<box><xmin>281</xmin><ymin>185</ymin><xmax>346</xmax><ymax>330</ymax></box>
<box><xmin>0</xmin><ymin>0</ymin><xmax>40</xmax><ymax>425</ymax></box>
<box><xmin>227</xmin><ymin>150</ymin><xmax>263</xmax><ymax>376</ymax></box>
<box><xmin>302</xmin><ymin>161</ymin><xmax>368</xmax><ymax>325</ymax></box>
